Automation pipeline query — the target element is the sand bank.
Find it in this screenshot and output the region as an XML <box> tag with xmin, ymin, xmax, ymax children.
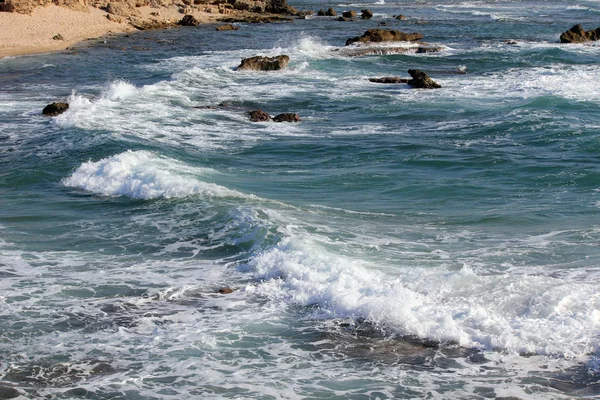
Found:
<box><xmin>0</xmin><ymin>4</ymin><xmax>224</xmax><ymax>58</ymax></box>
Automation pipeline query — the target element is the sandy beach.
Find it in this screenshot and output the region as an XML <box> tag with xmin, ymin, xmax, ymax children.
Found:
<box><xmin>0</xmin><ymin>4</ymin><xmax>226</xmax><ymax>58</ymax></box>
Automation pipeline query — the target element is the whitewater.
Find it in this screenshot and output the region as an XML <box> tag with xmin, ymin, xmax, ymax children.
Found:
<box><xmin>1</xmin><ymin>0</ymin><xmax>600</xmax><ymax>398</ymax></box>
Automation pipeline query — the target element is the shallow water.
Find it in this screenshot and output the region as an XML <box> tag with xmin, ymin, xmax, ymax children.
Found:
<box><xmin>1</xmin><ymin>0</ymin><xmax>600</xmax><ymax>398</ymax></box>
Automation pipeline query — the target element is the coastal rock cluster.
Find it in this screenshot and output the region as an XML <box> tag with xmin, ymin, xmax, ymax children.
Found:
<box><xmin>560</xmin><ymin>24</ymin><xmax>600</xmax><ymax>43</ymax></box>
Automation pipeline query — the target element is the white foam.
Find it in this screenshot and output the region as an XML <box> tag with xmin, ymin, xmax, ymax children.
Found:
<box><xmin>244</xmin><ymin>235</ymin><xmax>600</xmax><ymax>358</ymax></box>
<box><xmin>62</xmin><ymin>150</ymin><xmax>247</xmax><ymax>200</ymax></box>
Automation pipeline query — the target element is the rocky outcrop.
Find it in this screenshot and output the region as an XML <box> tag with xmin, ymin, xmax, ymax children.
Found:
<box><xmin>106</xmin><ymin>1</ymin><xmax>140</xmax><ymax>18</ymax></box>
<box><xmin>346</xmin><ymin>29</ymin><xmax>423</xmax><ymax>46</ymax></box>
<box><xmin>237</xmin><ymin>55</ymin><xmax>289</xmax><ymax>71</ymax></box>
<box><xmin>361</xmin><ymin>9</ymin><xmax>373</xmax><ymax>19</ymax></box>
<box><xmin>248</xmin><ymin>109</ymin><xmax>271</xmax><ymax>122</ymax></box>
<box><xmin>407</xmin><ymin>69</ymin><xmax>440</xmax><ymax>89</ymax></box>
<box><xmin>394</xmin><ymin>14</ymin><xmax>407</xmax><ymax>20</ymax></box>
<box><xmin>342</xmin><ymin>10</ymin><xmax>356</xmax><ymax>18</ymax></box>
<box><xmin>178</xmin><ymin>14</ymin><xmax>200</xmax><ymax>26</ymax></box>
<box><xmin>273</xmin><ymin>113</ymin><xmax>301</xmax><ymax>122</ymax></box>
<box><xmin>559</xmin><ymin>24</ymin><xmax>600</xmax><ymax>43</ymax></box>
<box><xmin>216</xmin><ymin>23</ymin><xmax>239</xmax><ymax>31</ymax></box>
<box><xmin>42</xmin><ymin>102</ymin><xmax>69</xmax><ymax>116</ymax></box>
<box><xmin>325</xmin><ymin>7</ymin><xmax>336</xmax><ymax>16</ymax></box>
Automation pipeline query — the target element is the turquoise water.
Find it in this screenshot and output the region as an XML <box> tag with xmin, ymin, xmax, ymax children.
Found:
<box><xmin>1</xmin><ymin>0</ymin><xmax>600</xmax><ymax>398</ymax></box>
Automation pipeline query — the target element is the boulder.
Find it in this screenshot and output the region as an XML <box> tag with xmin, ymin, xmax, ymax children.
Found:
<box><xmin>325</xmin><ymin>7</ymin><xmax>336</xmax><ymax>16</ymax></box>
<box><xmin>273</xmin><ymin>113</ymin><xmax>301</xmax><ymax>122</ymax></box>
<box><xmin>342</xmin><ymin>10</ymin><xmax>356</xmax><ymax>18</ymax></box>
<box><xmin>53</xmin><ymin>33</ymin><xmax>64</xmax><ymax>41</ymax></box>
<box><xmin>369</xmin><ymin>77</ymin><xmax>409</xmax><ymax>84</ymax></box>
<box><xmin>42</xmin><ymin>102</ymin><xmax>69</xmax><ymax>116</ymax></box>
<box><xmin>216</xmin><ymin>24</ymin><xmax>239</xmax><ymax>31</ymax></box>
<box><xmin>248</xmin><ymin>109</ymin><xmax>272</xmax><ymax>122</ymax></box>
<box><xmin>346</xmin><ymin>29</ymin><xmax>423</xmax><ymax>46</ymax></box>
<box><xmin>106</xmin><ymin>2</ymin><xmax>140</xmax><ymax>18</ymax></box>
<box><xmin>337</xmin><ymin>17</ymin><xmax>351</xmax><ymax>22</ymax></box>
<box><xmin>407</xmin><ymin>69</ymin><xmax>440</xmax><ymax>89</ymax></box>
<box><xmin>179</xmin><ymin>14</ymin><xmax>200</xmax><ymax>26</ymax></box>
<box><xmin>361</xmin><ymin>9</ymin><xmax>373</xmax><ymax>19</ymax></box>
<box><xmin>559</xmin><ymin>24</ymin><xmax>600</xmax><ymax>43</ymax></box>
<box><xmin>395</xmin><ymin>14</ymin><xmax>407</xmax><ymax>20</ymax></box>
<box><xmin>0</xmin><ymin>385</ymin><xmax>20</xmax><ymax>399</ymax></box>
<box><xmin>317</xmin><ymin>9</ymin><xmax>325</xmax><ymax>16</ymax></box>
<box><xmin>217</xmin><ymin>287</ymin><xmax>234</xmax><ymax>294</ymax></box>
<box><xmin>237</xmin><ymin>55</ymin><xmax>290</xmax><ymax>71</ymax></box>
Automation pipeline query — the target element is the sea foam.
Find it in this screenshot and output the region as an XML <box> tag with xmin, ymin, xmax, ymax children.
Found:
<box><xmin>244</xmin><ymin>235</ymin><xmax>600</xmax><ymax>358</ymax></box>
<box><xmin>62</xmin><ymin>150</ymin><xmax>246</xmax><ymax>200</ymax></box>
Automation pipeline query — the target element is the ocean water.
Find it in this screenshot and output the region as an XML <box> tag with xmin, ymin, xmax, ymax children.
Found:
<box><xmin>1</xmin><ymin>0</ymin><xmax>600</xmax><ymax>398</ymax></box>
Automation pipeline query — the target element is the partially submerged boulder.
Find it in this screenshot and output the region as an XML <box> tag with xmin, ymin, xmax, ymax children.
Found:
<box><xmin>237</xmin><ymin>55</ymin><xmax>290</xmax><ymax>71</ymax></box>
<box><xmin>216</xmin><ymin>24</ymin><xmax>239</xmax><ymax>31</ymax></box>
<box><xmin>346</xmin><ymin>29</ymin><xmax>423</xmax><ymax>46</ymax></box>
<box><xmin>369</xmin><ymin>70</ymin><xmax>441</xmax><ymax>89</ymax></box>
<box><xmin>325</xmin><ymin>7</ymin><xmax>336</xmax><ymax>16</ymax></box>
<box><xmin>179</xmin><ymin>14</ymin><xmax>200</xmax><ymax>26</ymax></box>
<box><xmin>273</xmin><ymin>113</ymin><xmax>301</xmax><ymax>122</ymax></box>
<box><xmin>42</xmin><ymin>102</ymin><xmax>69</xmax><ymax>116</ymax></box>
<box><xmin>361</xmin><ymin>9</ymin><xmax>373</xmax><ymax>19</ymax></box>
<box><xmin>248</xmin><ymin>109</ymin><xmax>272</xmax><ymax>122</ymax></box>
<box><xmin>560</xmin><ymin>24</ymin><xmax>600</xmax><ymax>43</ymax></box>
<box><xmin>407</xmin><ymin>69</ymin><xmax>441</xmax><ymax>89</ymax></box>
<box><xmin>342</xmin><ymin>10</ymin><xmax>356</xmax><ymax>18</ymax></box>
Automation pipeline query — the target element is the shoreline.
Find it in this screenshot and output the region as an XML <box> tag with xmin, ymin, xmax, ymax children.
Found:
<box><xmin>0</xmin><ymin>4</ymin><xmax>261</xmax><ymax>59</ymax></box>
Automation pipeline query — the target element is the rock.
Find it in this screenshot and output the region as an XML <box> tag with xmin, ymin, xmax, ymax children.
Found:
<box><xmin>361</xmin><ymin>9</ymin><xmax>373</xmax><ymax>19</ymax></box>
<box><xmin>248</xmin><ymin>109</ymin><xmax>272</xmax><ymax>122</ymax></box>
<box><xmin>131</xmin><ymin>19</ymin><xmax>177</xmax><ymax>30</ymax></box>
<box><xmin>407</xmin><ymin>69</ymin><xmax>441</xmax><ymax>89</ymax></box>
<box><xmin>337</xmin><ymin>17</ymin><xmax>351</xmax><ymax>22</ymax></box>
<box><xmin>42</xmin><ymin>102</ymin><xmax>69</xmax><ymax>116</ymax></box>
<box><xmin>216</xmin><ymin>24</ymin><xmax>239</xmax><ymax>31</ymax></box>
<box><xmin>505</xmin><ymin>40</ymin><xmax>518</xmax><ymax>45</ymax></box>
<box><xmin>346</xmin><ymin>29</ymin><xmax>423</xmax><ymax>46</ymax></box>
<box><xmin>317</xmin><ymin>9</ymin><xmax>325</xmax><ymax>16</ymax></box>
<box><xmin>0</xmin><ymin>385</ymin><xmax>20</xmax><ymax>399</ymax></box>
<box><xmin>179</xmin><ymin>14</ymin><xmax>200</xmax><ymax>26</ymax></box>
<box><xmin>217</xmin><ymin>287</ymin><xmax>234</xmax><ymax>294</ymax></box>
<box><xmin>395</xmin><ymin>14</ymin><xmax>407</xmax><ymax>20</ymax></box>
<box><xmin>106</xmin><ymin>13</ymin><xmax>124</xmax><ymax>23</ymax></box>
<box><xmin>273</xmin><ymin>113</ymin><xmax>301</xmax><ymax>122</ymax></box>
<box><xmin>369</xmin><ymin>77</ymin><xmax>409</xmax><ymax>84</ymax></box>
<box><xmin>559</xmin><ymin>24</ymin><xmax>600</xmax><ymax>43</ymax></box>
<box><xmin>237</xmin><ymin>55</ymin><xmax>290</xmax><ymax>71</ymax></box>
<box><xmin>342</xmin><ymin>10</ymin><xmax>356</xmax><ymax>18</ymax></box>
<box><xmin>106</xmin><ymin>2</ymin><xmax>140</xmax><ymax>18</ymax></box>
<box><xmin>52</xmin><ymin>33</ymin><xmax>64</xmax><ymax>41</ymax></box>
<box><xmin>325</xmin><ymin>7</ymin><xmax>336</xmax><ymax>16</ymax></box>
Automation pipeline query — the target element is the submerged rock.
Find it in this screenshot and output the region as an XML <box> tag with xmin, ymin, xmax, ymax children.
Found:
<box><xmin>237</xmin><ymin>55</ymin><xmax>290</xmax><ymax>71</ymax></box>
<box><xmin>273</xmin><ymin>113</ymin><xmax>301</xmax><ymax>122</ymax></box>
<box><xmin>369</xmin><ymin>77</ymin><xmax>409</xmax><ymax>84</ymax></box>
<box><xmin>0</xmin><ymin>385</ymin><xmax>21</xmax><ymax>399</ymax></box>
<box><xmin>248</xmin><ymin>109</ymin><xmax>272</xmax><ymax>122</ymax></box>
<box><xmin>42</xmin><ymin>102</ymin><xmax>69</xmax><ymax>116</ymax></box>
<box><xmin>346</xmin><ymin>29</ymin><xmax>423</xmax><ymax>46</ymax></box>
<box><xmin>560</xmin><ymin>24</ymin><xmax>600</xmax><ymax>43</ymax></box>
<box><xmin>217</xmin><ymin>287</ymin><xmax>234</xmax><ymax>294</ymax></box>
<box><xmin>361</xmin><ymin>9</ymin><xmax>373</xmax><ymax>19</ymax></box>
<box><xmin>342</xmin><ymin>10</ymin><xmax>356</xmax><ymax>18</ymax></box>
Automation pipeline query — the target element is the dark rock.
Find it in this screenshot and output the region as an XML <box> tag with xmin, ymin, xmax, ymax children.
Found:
<box><xmin>273</xmin><ymin>113</ymin><xmax>301</xmax><ymax>122</ymax></box>
<box><xmin>361</xmin><ymin>9</ymin><xmax>373</xmax><ymax>19</ymax></box>
<box><xmin>369</xmin><ymin>77</ymin><xmax>409</xmax><ymax>84</ymax></box>
<box><xmin>337</xmin><ymin>17</ymin><xmax>351</xmax><ymax>22</ymax></box>
<box><xmin>325</xmin><ymin>7</ymin><xmax>336</xmax><ymax>16</ymax></box>
<box><xmin>238</xmin><ymin>55</ymin><xmax>290</xmax><ymax>71</ymax></box>
<box><xmin>394</xmin><ymin>14</ymin><xmax>407</xmax><ymax>20</ymax></box>
<box><xmin>265</xmin><ymin>0</ymin><xmax>298</xmax><ymax>14</ymax></box>
<box><xmin>218</xmin><ymin>287</ymin><xmax>234</xmax><ymax>294</ymax></box>
<box><xmin>317</xmin><ymin>9</ymin><xmax>325</xmax><ymax>16</ymax></box>
<box><xmin>179</xmin><ymin>14</ymin><xmax>200</xmax><ymax>26</ymax></box>
<box><xmin>342</xmin><ymin>10</ymin><xmax>356</xmax><ymax>18</ymax></box>
<box><xmin>0</xmin><ymin>385</ymin><xmax>20</xmax><ymax>399</ymax></box>
<box><xmin>42</xmin><ymin>102</ymin><xmax>69</xmax><ymax>116</ymax></box>
<box><xmin>407</xmin><ymin>69</ymin><xmax>441</xmax><ymax>89</ymax></box>
<box><xmin>52</xmin><ymin>33</ymin><xmax>64</xmax><ymax>41</ymax></box>
<box><xmin>248</xmin><ymin>109</ymin><xmax>272</xmax><ymax>122</ymax></box>
<box><xmin>216</xmin><ymin>24</ymin><xmax>239</xmax><ymax>31</ymax></box>
<box><xmin>90</xmin><ymin>363</ymin><xmax>115</xmax><ymax>375</ymax></box>
<box><xmin>559</xmin><ymin>24</ymin><xmax>600</xmax><ymax>43</ymax></box>
<box><xmin>346</xmin><ymin>29</ymin><xmax>423</xmax><ymax>46</ymax></box>
<box><xmin>378</xmin><ymin>21</ymin><xmax>388</xmax><ymax>26</ymax></box>
<box><xmin>505</xmin><ymin>40</ymin><xmax>518</xmax><ymax>45</ymax></box>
